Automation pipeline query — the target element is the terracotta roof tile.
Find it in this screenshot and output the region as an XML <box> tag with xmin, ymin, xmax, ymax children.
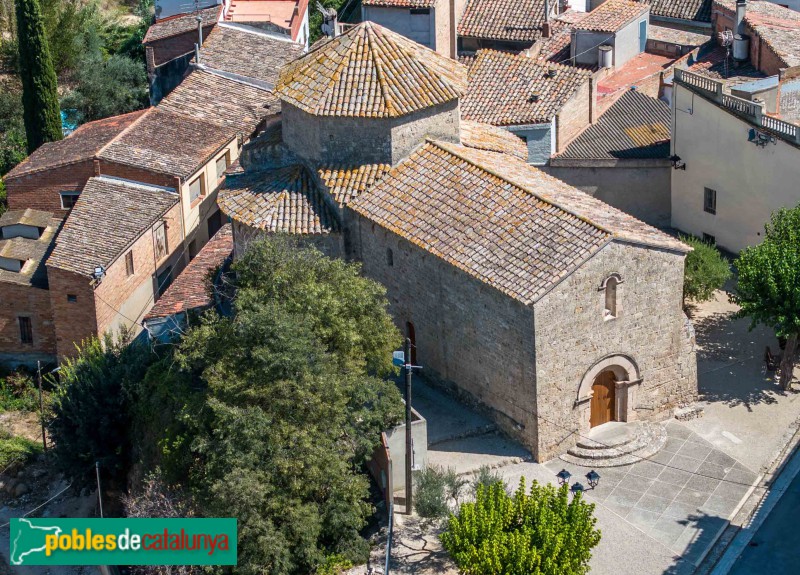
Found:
<box><xmin>48</xmin><ymin>177</ymin><xmax>179</xmax><ymax>276</ymax></box>
<box><xmin>0</xmin><ymin>208</ymin><xmax>57</xmax><ymax>229</ymax></box>
<box><xmin>318</xmin><ymin>164</ymin><xmax>392</xmax><ymax>207</ymax></box>
<box><xmin>460</xmin><ymin>120</ymin><xmax>529</xmax><ymax>160</ymax></box>
<box><xmin>349</xmin><ymin>140</ymin><xmax>687</xmax><ymax>304</ymax></box>
<box><xmin>97</xmin><ymin>108</ymin><xmax>235</xmax><ymax>180</ymax></box>
<box><xmin>196</xmin><ymin>23</ymin><xmax>304</xmax><ymax>85</ymax></box>
<box><xmin>158</xmin><ymin>69</ymin><xmax>279</xmax><ymax>134</ymax></box>
<box><xmin>143</xmin><ymin>5</ymin><xmax>221</xmax><ymax>43</ymax></box>
<box><xmin>0</xmin><ymin>212</ymin><xmax>59</xmax><ymax>288</ymax></box>
<box><xmin>461</xmin><ymin>50</ymin><xmax>591</xmax><ymax>125</ymax></box>
<box><xmin>363</xmin><ymin>0</ymin><xmax>436</xmax><ymax>6</ymax></box>
<box><xmin>4</xmin><ymin>110</ymin><xmax>146</xmax><ymax>180</ymax></box>
<box><xmin>650</xmin><ymin>0</ymin><xmax>711</xmax><ymax>22</ymax></box>
<box><xmin>576</xmin><ymin>0</ymin><xmax>649</xmax><ymax>33</ymax></box>
<box><xmin>145</xmin><ymin>224</ymin><xmax>233</xmax><ymax>320</ymax></box>
<box><xmin>276</xmin><ymin>21</ymin><xmax>467</xmax><ymax>118</ymax></box>
<box><xmin>685</xmin><ymin>44</ymin><xmax>763</xmax><ymax>84</ymax></box>
<box><xmin>458</xmin><ymin>0</ymin><xmax>547</xmax><ymax>43</ymax></box>
<box><xmin>219</xmin><ymin>165</ymin><xmax>340</xmax><ymax>233</ymax></box>
<box><xmin>557</xmin><ymin>90</ymin><xmax>671</xmax><ymax>160</ymax></box>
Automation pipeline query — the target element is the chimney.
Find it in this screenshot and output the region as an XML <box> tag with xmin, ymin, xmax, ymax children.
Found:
<box><xmin>542</xmin><ymin>0</ymin><xmax>552</xmax><ymax>38</ymax></box>
<box><xmin>736</xmin><ymin>0</ymin><xmax>747</xmax><ymax>35</ymax></box>
<box><xmin>195</xmin><ymin>15</ymin><xmax>203</xmax><ymax>63</ymax></box>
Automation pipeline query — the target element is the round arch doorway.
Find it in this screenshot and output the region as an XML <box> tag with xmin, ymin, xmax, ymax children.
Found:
<box><xmin>590</xmin><ymin>370</ymin><xmax>616</xmax><ymax>428</ymax></box>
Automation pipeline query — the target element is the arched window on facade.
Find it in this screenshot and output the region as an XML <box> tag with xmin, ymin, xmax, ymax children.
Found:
<box><xmin>601</xmin><ymin>274</ymin><xmax>622</xmax><ymax>319</ymax></box>
<box><xmin>387</xmin><ymin>248</ymin><xmax>394</xmax><ymax>266</ymax></box>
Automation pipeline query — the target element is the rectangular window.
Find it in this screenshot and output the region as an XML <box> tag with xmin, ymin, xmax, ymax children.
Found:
<box><xmin>703</xmin><ymin>188</ymin><xmax>717</xmax><ymax>214</ymax></box>
<box><xmin>410</xmin><ymin>8</ymin><xmax>430</xmax><ymax>14</ymax></box>
<box><xmin>157</xmin><ymin>266</ymin><xmax>173</xmax><ymax>297</ymax></box>
<box><xmin>189</xmin><ymin>176</ymin><xmax>204</xmax><ymax>203</ymax></box>
<box><xmin>703</xmin><ymin>233</ymin><xmax>716</xmax><ymax>245</ymax></box>
<box><xmin>60</xmin><ymin>192</ymin><xmax>80</xmax><ymax>209</ymax></box>
<box><xmin>125</xmin><ymin>251</ymin><xmax>135</xmax><ymax>276</ymax></box>
<box><xmin>215</xmin><ymin>154</ymin><xmax>229</xmax><ymax>180</ymax></box>
<box><xmin>18</xmin><ymin>317</ymin><xmax>32</xmax><ymax>344</ymax></box>
<box><xmin>153</xmin><ymin>223</ymin><xmax>168</xmax><ymax>261</ymax></box>
<box><xmin>67</xmin><ymin>294</ymin><xmax>77</xmax><ymax>303</ymax></box>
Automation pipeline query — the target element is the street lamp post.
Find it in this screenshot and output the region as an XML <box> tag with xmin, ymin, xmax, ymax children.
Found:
<box><xmin>404</xmin><ymin>337</ymin><xmax>413</xmax><ymax>515</ymax></box>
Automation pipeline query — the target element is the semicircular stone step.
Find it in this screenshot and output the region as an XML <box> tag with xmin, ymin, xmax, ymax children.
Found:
<box><xmin>561</xmin><ymin>422</ymin><xmax>667</xmax><ymax>468</ymax></box>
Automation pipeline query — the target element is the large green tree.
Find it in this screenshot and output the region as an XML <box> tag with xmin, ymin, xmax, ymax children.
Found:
<box><xmin>733</xmin><ymin>206</ymin><xmax>800</xmax><ymax>390</ymax></box>
<box><xmin>681</xmin><ymin>235</ymin><xmax>731</xmax><ymax>306</ymax></box>
<box><xmin>15</xmin><ymin>0</ymin><xmax>61</xmax><ymax>153</ymax></box>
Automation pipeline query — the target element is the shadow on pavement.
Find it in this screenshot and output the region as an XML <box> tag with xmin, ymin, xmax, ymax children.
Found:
<box><xmin>661</xmin><ymin>511</ymin><xmax>728</xmax><ymax>575</ymax></box>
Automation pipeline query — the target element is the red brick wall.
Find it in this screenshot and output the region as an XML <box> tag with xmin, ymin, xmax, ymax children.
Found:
<box><xmin>713</xmin><ymin>3</ymin><xmax>786</xmax><ymax>75</ymax></box>
<box><xmin>47</xmin><ymin>268</ymin><xmax>98</xmax><ymax>360</ymax></box>
<box><xmin>5</xmin><ymin>160</ymin><xmax>96</xmax><ymax>218</ymax></box>
<box><xmin>146</xmin><ymin>25</ymin><xmax>215</xmax><ymax>70</ymax></box>
<box><xmin>0</xmin><ymin>284</ymin><xmax>56</xmax><ymax>358</ymax></box>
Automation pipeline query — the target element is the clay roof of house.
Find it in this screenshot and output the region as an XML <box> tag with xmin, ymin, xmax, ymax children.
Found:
<box><xmin>647</xmin><ymin>24</ymin><xmax>710</xmax><ymax>46</ymax></box>
<box><xmin>684</xmin><ymin>44</ymin><xmax>763</xmax><ymax>84</ymax></box>
<box><xmin>276</xmin><ymin>21</ymin><xmax>467</xmax><ymax>118</ymax></box>
<box><xmin>3</xmin><ymin>110</ymin><xmax>146</xmax><ymax>180</ymax></box>
<box><xmin>0</xmin><ymin>210</ymin><xmax>60</xmax><ymax>288</ymax></box>
<box><xmin>715</xmin><ymin>0</ymin><xmax>800</xmax><ymax>68</ymax></box>
<box><xmin>318</xmin><ymin>164</ymin><xmax>392</xmax><ymax>207</ymax></box>
<box><xmin>48</xmin><ymin>177</ymin><xmax>178</xmax><ymax>276</ymax></box>
<box><xmin>219</xmin><ymin>164</ymin><xmax>340</xmax><ymax>233</ymax></box>
<box><xmin>576</xmin><ymin>0</ymin><xmax>649</xmax><ymax>33</ymax></box>
<box><xmin>362</xmin><ymin>0</ymin><xmax>436</xmax><ymax>6</ymax></box>
<box><xmin>0</xmin><ymin>208</ymin><xmax>56</xmax><ymax>229</ymax></box>
<box><xmin>556</xmin><ymin>89</ymin><xmax>670</xmax><ymax>160</ymax></box>
<box><xmin>458</xmin><ymin>0</ymin><xmax>547</xmax><ymax>43</ymax></box>
<box><xmin>461</xmin><ymin>50</ymin><xmax>591</xmax><ymax>126</ymax></box>
<box><xmin>650</xmin><ymin>0</ymin><xmax>711</xmax><ymax>22</ymax></box>
<box><xmin>158</xmin><ymin>68</ymin><xmax>279</xmax><ymax>134</ymax></box>
<box><xmin>143</xmin><ymin>5</ymin><xmax>221</xmax><ymax>43</ymax></box>
<box><xmin>349</xmin><ymin>140</ymin><xmax>687</xmax><ymax>304</ymax></box>
<box><xmin>97</xmin><ymin>108</ymin><xmax>235</xmax><ymax>180</ymax></box>
<box><xmin>460</xmin><ymin>120</ymin><xmax>529</xmax><ymax>160</ymax></box>
<box><xmin>145</xmin><ymin>224</ymin><xmax>233</xmax><ymax>320</ymax></box>
<box><xmin>195</xmin><ymin>23</ymin><xmax>304</xmax><ymax>85</ymax></box>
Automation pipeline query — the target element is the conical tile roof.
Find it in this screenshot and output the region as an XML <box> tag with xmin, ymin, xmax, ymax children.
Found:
<box><xmin>276</xmin><ymin>21</ymin><xmax>467</xmax><ymax>118</ymax></box>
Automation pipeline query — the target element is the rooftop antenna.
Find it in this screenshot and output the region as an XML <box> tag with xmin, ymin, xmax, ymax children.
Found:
<box><xmin>317</xmin><ymin>2</ymin><xmax>338</xmax><ymax>38</ymax></box>
<box><xmin>718</xmin><ymin>30</ymin><xmax>734</xmax><ymax>79</ymax></box>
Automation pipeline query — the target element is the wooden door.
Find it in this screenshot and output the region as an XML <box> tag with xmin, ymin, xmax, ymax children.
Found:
<box><xmin>590</xmin><ymin>371</ymin><xmax>616</xmax><ymax>428</ymax></box>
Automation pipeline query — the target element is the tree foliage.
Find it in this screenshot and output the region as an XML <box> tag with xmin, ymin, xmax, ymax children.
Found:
<box><xmin>733</xmin><ymin>206</ymin><xmax>800</xmax><ymax>389</ymax></box>
<box><xmin>441</xmin><ymin>479</ymin><xmax>601</xmax><ymax>575</ymax></box>
<box><xmin>681</xmin><ymin>235</ymin><xmax>731</xmax><ymax>305</ymax></box>
<box><xmin>15</xmin><ymin>0</ymin><xmax>62</xmax><ymax>153</ymax></box>
<box><xmin>135</xmin><ymin>237</ymin><xmax>404</xmax><ymax>575</ymax></box>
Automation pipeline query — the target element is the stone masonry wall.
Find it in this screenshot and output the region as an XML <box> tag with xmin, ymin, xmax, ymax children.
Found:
<box><xmin>231</xmin><ymin>220</ymin><xmax>344</xmax><ymax>260</ymax></box>
<box><xmin>390</xmin><ymin>100</ymin><xmax>460</xmax><ymax>162</ymax></box>
<box><xmin>348</xmin><ymin>212</ymin><xmax>540</xmax><ymax>455</ymax></box>
<box><xmin>532</xmin><ymin>241</ymin><xmax>697</xmax><ymax>460</ymax></box>
<box><xmin>5</xmin><ymin>160</ymin><xmax>96</xmax><ymax>217</ymax></box>
<box><xmin>0</xmin><ymin>283</ymin><xmax>56</xmax><ymax>365</ymax></box>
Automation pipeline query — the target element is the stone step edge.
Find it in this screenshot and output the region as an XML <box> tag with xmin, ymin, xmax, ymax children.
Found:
<box><xmin>427</xmin><ymin>424</ymin><xmax>498</xmax><ymax>448</ymax></box>
<box><xmin>567</xmin><ymin>431</ymin><xmax>653</xmax><ymax>460</ymax></box>
<box><xmin>576</xmin><ymin>427</ymin><xmax>641</xmax><ymax>450</ymax></box>
<box><xmin>454</xmin><ymin>455</ymin><xmax>532</xmax><ymax>478</ymax></box>
<box><xmin>559</xmin><ymin>427</ymin><xmax>668</xmax><ymax>468</ymax></box>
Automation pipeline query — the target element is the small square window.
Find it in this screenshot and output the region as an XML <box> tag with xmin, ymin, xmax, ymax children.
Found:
<box><xmin>215</xmin><ymin>154</ymin><xmax>229</xmax><ymax>180</ymax></box>
<box><xmin>189</xmin><ymin>176</ymin><xmax>204</xmax><ymax>203</ymax></box>
<box><xmin>410</xmin><ymin>8</ymin><xmax>430</xmax><ymax>14</ymax></box>
<box><xmin>703</xmin><ymin>233</ymin><xmax>716</xmax><ymax>245</ymax></box>
<box><xmin>704</xmin><ymin>188</ymin><xmax>717</xmax><ymax>214</ymax></box>
<box><xmin>125</xmin><ymin>251</ymin><xmax>135</xmax><ymax>276</ymax></box>
<box><xmin>67</xmin><ymin>294</ymin><xmax>77</xmax><ymax>303</ymax></box>
<box><xmin>60</xmin><ymin>192</ymin><xmax>80</xmax><ymax>209</ymax></box>
<box><xmin>18</xmin><ymin>317</ymin><xmax>32</xmax><ymax>344</ymax></box>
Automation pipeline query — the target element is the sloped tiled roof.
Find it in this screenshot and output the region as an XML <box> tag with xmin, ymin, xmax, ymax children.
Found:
<box><xmin>196</xmin><ymin>23</ymin><xmax>304</xmax><ymax>85</ymax></box>
<box><xmin>145</xmin><ymin>224</ymin><xmax>233</xmax><ymax>320</ymax></box>
<box><xmin>48</xmin><ymin>177</ymin><xmax>178</xmax><ymax>276</ymax></box>
<box><xmin>458</xmin><ymin>0</ymin><xmax>547</xmax><ymax>43</ymax></box>
<box><xmin>576</xmin><ymin>0</ymin><xmax>649</xmax><ymax>33</ymax></box>
<box><xmin>349</xmin><ymin>140</ymin><xmax>686</xmax><ymax>305</ymax></box>
<box><xmin>0</xmin><ymin>210</ymin><xmax>59</xmax><ymax>288</ymax></box>
<box><xmin>650</xmin><ymin>0</ymin><xmax>711</xmax><ymax>23</ymax></box>
<box><xmin>685</xmin><ymin>44</ymin><xmax>763</xmax><ymax>84</ymax></box>
<box><xmin>219</xmin><ymin>165</ymin><xmax>340</xmax><ymax>233</ymax></box>
<box><xmin>158</xmin><ymin>69</ymin><xmax>279</xmax><ymax>134</ymax></box>
<box><xmin>4</xmin><ymin>110</ymin><xmax>146</xmax><ymax>180</ymax></box>
<box><xmin>716</xmin><ymin>0</ymin><xmax>800</xmax><ymax>68</ymax></box>
<box><xmin>363</xmin><ymin>0</ymin><xmax>436</xmax><ymax>6</ymax></box>
<box><xmin>318</xmin><ymin>164</ymin><xmax>392</xmax><ymax>207</ymax></box>
<box><xmin>97</xmin><ymin>108</ymin><xmax>234</xmax><ymax>180</ymax></box>
<box><xmin>647</xmin><ymin>24</ymin><xmax>710</xmax><ymax>46</ymax></box>
<box><xmin>276</xmin><ymin>21</ymin><xmax>467</xmax><ymax>118</ymax></box>
<box><xmin>143</xmin><ymin>5</ymin><xmax>221</xmax><ymax>43</ymax></box>
<box><xmin>460</xmin><ymin>120</ymin><xmax>529</xmax><ymax>160</ymax></box>
<box><xmin>557</xmin><ymin>90</ymin><xmax>670</xmax><ymax>160</ymax></box>
<box><xmin>461</xmin><ymin>50</ymin><xmax>591</xmax><ymax>126</ymax></box>
<box><xmin>0</xmin><ymin>208</ymin><xmax>56</xmax><ymax>229</ymax></box>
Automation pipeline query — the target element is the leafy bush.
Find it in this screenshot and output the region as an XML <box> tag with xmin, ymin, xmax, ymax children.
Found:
<box><xmin>0</xmin><ymin>431</ymin><xmax>42</xmax><ymax>469</ymax></box>
<box><xmin>0</xmin><ymin>86</ymin><xmax>28</xmax><ymax>176</ymax></box>
<box><xmin>0</xmin><ymin>371</ymin><xmax>40</xmax><ymax>412</ymax></box>
<box><xmin>441</xmin><ymin>479</ymin><xmax>601</xmax><ymax>575</ymax></box>
<box><xmin>681</xmin><ymin>235</ymin><xmax>731</xmax><ymax>304</ymax></box>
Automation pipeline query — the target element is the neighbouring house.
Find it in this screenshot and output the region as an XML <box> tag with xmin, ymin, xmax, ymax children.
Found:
<box><xmin>649</xmin><ymin>0</ymin><xmax>712</xmax><ymax>33</ymax></box>
<box><xmin>156</xmin><ymin>0</ymin><xmax>220</xmax><ymax>20</ymax></box>
<box><xmin>571</xmin><ymin>0</ymin><xmax>650</xmax><ymax>69</ymax></box>
<box><xmin>143</xmin><ymin>224</ymin><xmax>234</xmax><ymax>341</ymax></box>
<box><xmin>461</xmin><ymin>49</ymin><xmax>595</xmax><ymax>164</ymax></box>
<box><xmin>457</xmin><ymin>0</ymin><xmax>554</xmax><ymax>53</ymax></box>
<box><xmin>0</xmin><ymin>210</ymin><xmax>61</xmax><ymax>366</ymax></box>
<box><xmin>143</xmin><ymin>5</ymin><xmax>222</xmax><ymax>103</ymax></box>
<box><xmin>647</xmin><ymin>24</ymin><xmax>710</xmax><ymax>59</ymax></box>
<box><xmin>218</xmin><ymin>21</ymin><xmax>698</xmax><ymax>461</ymax></box>
<box><xmin>546</xmin><ymin>88</ymin><xmax>673</xmax><ymax>227</ymax></box>
<box><xmin>221</xmin><ymin>0</ymin><xmax>311</xmax><ymax>48</ymax></box>
<box><xmin>671</xmin><ymin>66</ymin><xmax>800</xmax><ymax>254</ymax></box>
<box><xmin>361</xmin><ymin>0</ymin><xmax>466</xmax><ymax>57</ymax></box>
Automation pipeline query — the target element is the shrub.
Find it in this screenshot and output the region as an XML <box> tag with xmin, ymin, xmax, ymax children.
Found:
<box><xmin>681</xmin><ymin>235</ymin><xmax>731</xmax><ymax>305</ymax></box>
<box><xmin>0</xmin><ymin>371</ymin><xmax>40</xmax><ymax>412</ymax></box>
<box><xmin>0</xmin><ymin>431</ymin><xmax>42</xmax><ymax>469</ymax></box>
<box><xmin>414</xmin><ymin>465</ymin><xmax>452</xmax><ymax>519</ymax></box>
<box><xmin>441</xmin><ymin>479</ymin><xmax>601</xmax><ymax>575</ymax></box>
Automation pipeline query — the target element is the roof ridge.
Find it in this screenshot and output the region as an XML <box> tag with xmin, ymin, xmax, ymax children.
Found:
<box><xmin>366</xmin><ymin>23</ymin><xmax>395</xmax><ymax>117</ymax></box>
<box><xmin>95</xmin><ymin>106</ymin><xmax>153</xmax><ymax>159</ymax></box>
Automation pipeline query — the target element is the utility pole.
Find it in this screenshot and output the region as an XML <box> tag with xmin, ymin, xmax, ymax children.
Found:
<box><xmin>404</xmin><ymin>337</ymin><xmax>413</xmax><ymax>514</ymax></box>
<box><xmin>36</xmin><ymin>361</ymin><xmax>47</xmax><ymax>453</ymax></box>
<box><xmin>96</xmin><ymin>461</ymin><xmax>104</xmax><ymax>518</ymax></box>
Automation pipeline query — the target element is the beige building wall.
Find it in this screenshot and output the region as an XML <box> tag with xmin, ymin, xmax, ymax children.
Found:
<box><xmin>671</xmin><ymin>83</ymin><xmax>800</xmax><ymax>254</ymax></box>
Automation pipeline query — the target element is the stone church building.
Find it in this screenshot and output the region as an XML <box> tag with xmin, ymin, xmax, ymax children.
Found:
<box><xmin>218</xmin><ymin>21</ymin><xmax>698</xmax><ymax>461</ymax></box>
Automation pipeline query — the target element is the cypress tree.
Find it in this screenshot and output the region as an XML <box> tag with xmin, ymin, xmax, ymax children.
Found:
<box><xmin>15</xmin><ymin>0</ymin><xmax>62</xmax><ymax>154</ymax></box>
